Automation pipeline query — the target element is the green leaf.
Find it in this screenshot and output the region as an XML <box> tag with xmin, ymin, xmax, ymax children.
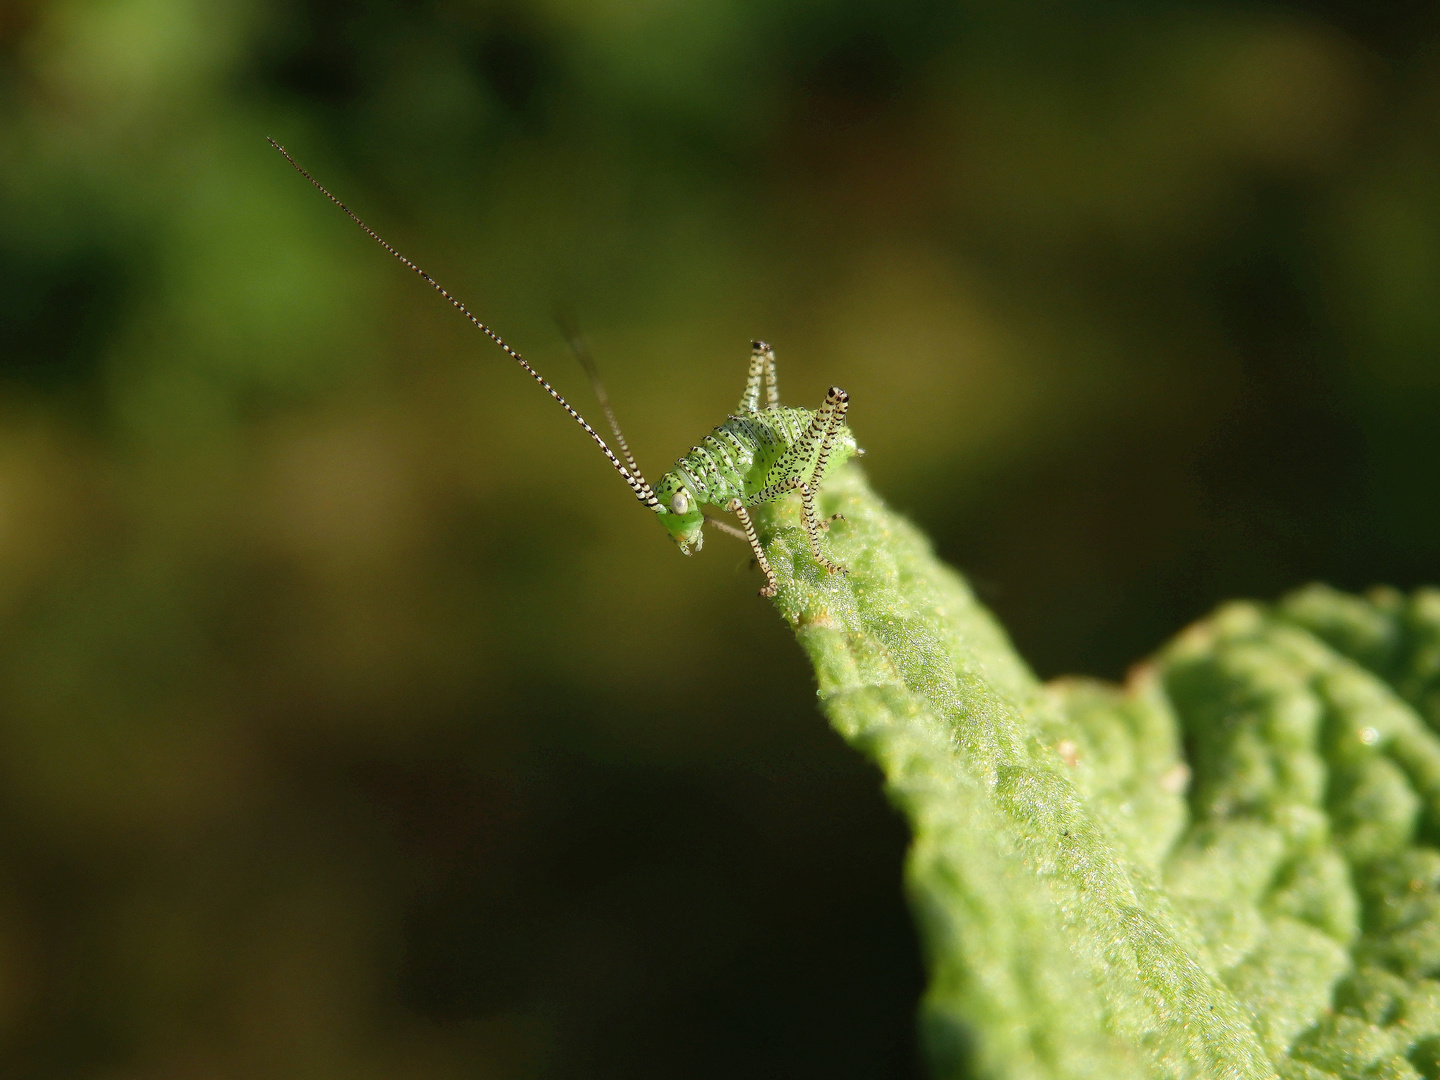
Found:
<box><xmin>752</xmin><ymin>464</ymin><xmax>1440</xmax><ymax>1080</ymax></box>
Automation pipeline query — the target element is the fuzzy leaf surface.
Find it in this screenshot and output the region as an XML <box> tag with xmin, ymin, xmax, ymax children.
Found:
<box><xmin>753</xmin><ymin>464</ymin><xmax>1440</xmax><ymax>1080</ymax></box>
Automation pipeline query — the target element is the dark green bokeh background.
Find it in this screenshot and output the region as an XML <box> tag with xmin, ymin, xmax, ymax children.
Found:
<box><xmin>1</xmin><ymin>0</ymin><xmax>1438</xmax><ymax>1075</ymax></box>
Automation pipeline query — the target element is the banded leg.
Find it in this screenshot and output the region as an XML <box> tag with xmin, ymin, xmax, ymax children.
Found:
<box><xmin>702</xmin><ymin>513</ymin><xmax>749</xmax><ymax>542</ymax></box>
<box><xmin>761</xmin><ymin>343</ymin><xmax>780</xmax><ymax>410</ymax></box>
<box><xmin>738</xmin><ymin>340</ymin><xmax>780</xmax><ymax>413</ymax></box>
<box><xmin>753</xmin><ymin>477</ymin><xmax>846</xmax><ymax>576</ymax></box>
<box><xmin>753</xmin><ymin>386</ymin><xmax>850</xmax><ymax>575</ymax></box>
<box><xmin>805</xmin><ymin>385</ymin><xmax>848</xmax><ymax>502</ymax></box>
<box><xmin>758</xmin><ymin>385</ymin><xmax>845</xmax><ymax>490</ymax></box>
<box><xmin>726</xmin><ymin>499</ymin><xmax>778</xmax><ymax>597</ymax></box>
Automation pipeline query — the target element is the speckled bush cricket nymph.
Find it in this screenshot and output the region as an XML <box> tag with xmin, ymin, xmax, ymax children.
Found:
<box><xmin>270</xmin><ymin>139</ymin><xmax>862</xmax><ymax>597</ymax></box>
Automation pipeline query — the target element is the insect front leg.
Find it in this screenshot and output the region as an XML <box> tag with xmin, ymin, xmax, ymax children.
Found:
<box><xmin>725</xmin><ymin>499</ymin><xmax>779</xmax><ymax>597</ymax></box>
<box><xmin>738</xmin><ymin>341</ymin><xmax>780</xmax><ymax>413</ymax></box>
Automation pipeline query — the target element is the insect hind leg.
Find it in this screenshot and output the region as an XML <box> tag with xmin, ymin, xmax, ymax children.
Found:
<box><xmin>738</xmin><ymin>341</ymin><xmax>779</xmax><ymax>413</ymax></box>
<box><xmin>761</xmin><ymin>343</ymin><xmax>780</xmax><ymax>409</ymax></box>
<box><xmin>807</xmin><ymin>386</ymin><xmax>848</xmax><ymax>530</ymax></box>
<box><xmin>804</xmin><ymin>384</ymin><xmax>847</xmax><ymax>470</ymax></box>
<box><xmin>751</xmin><ymin>385</ymin><xmax>851</xmax><ymax>578</ymax></box>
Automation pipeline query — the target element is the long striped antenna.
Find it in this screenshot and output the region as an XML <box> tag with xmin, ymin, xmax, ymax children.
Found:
<box><xmin>268</xmin><ymin>138</ymin><xmax>660</xmax><ymax>511</ymax></box>
<box><xmin>556</xmin><ymin>314</ymin><xmax>642</xmax><ymax>482</ymax></box>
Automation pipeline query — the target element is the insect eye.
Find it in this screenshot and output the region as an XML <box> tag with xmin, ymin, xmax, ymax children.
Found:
<box><xmin>669</xmin><ymin>490</ymin><xmax>690</xmax><ymax>515</ymax></box>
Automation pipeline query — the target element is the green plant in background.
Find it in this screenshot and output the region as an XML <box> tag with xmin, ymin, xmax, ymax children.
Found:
<box><xmin>275</xmin><ymin>129</ymin><xmax>1440</xmax><ymax>1080</ymax></box>
<box><xmin>9</xmin><ymin>0</ymin><xmax>1440</xmax><ymax>1075</ymax></box>
<box><xmin>758</xmin><ymin>465</ymin><xmax>1440</xmax><ymax>1079</ymax></box>
<box><xmin>273</xmin><ymin>137</ymin><xmax>863</xmax><ymax>599</ymax></box>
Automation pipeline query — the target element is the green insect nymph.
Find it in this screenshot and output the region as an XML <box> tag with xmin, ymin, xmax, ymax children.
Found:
<box><xmin>272</xmin><ymin>139</ymin><xmax>860</xmax><ymax>596</ymax></box>
<box><xmin>647</xmin><ymin>350</ymin><xmax>861</xmax><ymax>593</ymax></box>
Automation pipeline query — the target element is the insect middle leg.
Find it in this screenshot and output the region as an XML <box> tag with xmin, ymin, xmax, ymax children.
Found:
<box><xmin>752</xmin><ymin>476</ymin><xmax>846</xmax><ymax>576</ymax></box>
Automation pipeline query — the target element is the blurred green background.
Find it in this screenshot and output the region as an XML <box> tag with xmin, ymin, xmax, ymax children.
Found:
<box><xmin>1</xmin><ymin>0</ymin><xmax>1438</xmax><ymax>1075</ymax></box>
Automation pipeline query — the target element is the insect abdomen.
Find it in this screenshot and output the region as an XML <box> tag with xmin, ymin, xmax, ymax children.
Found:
<box><xmin>669</xmin><ymin>407</ymin><xmax>812</xmax><ymax>505</ymax></box>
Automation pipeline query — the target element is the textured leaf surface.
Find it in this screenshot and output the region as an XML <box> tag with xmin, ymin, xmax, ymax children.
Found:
<box><xmin>752</xmin><ymin>464</ymin><xmax>1440</xmax><ymax>1080</ymax></box>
